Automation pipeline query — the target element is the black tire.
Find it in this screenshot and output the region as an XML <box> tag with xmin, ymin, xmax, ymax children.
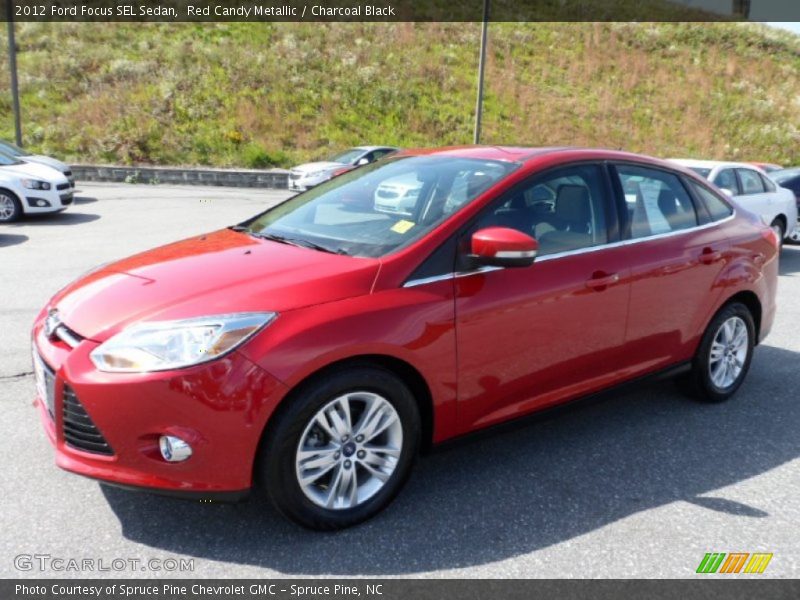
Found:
<box><xmin>0</xmin><ymin>190</ymin><xmax>22</xmax><ymax>223</ymax></box>
<box><xmin>770</xmin><ymin>218</ymin><xmax>785</xmax><ymax>250</ymax></box>
<box><xmin>684</xmin><ymin>302</ymin><xmax>755</xmax><ymax>403</ymax></box>
<box><xmin>257</xmin><ymin>365</ymin><xmax>421</xmax><ymax>530</ymax></box>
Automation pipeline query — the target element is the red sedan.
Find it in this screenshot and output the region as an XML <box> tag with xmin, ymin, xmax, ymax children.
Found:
<box><xmin>32</xmin><ymin>147</ymin><xmax>779</xmax><ymax>529</ymax></box>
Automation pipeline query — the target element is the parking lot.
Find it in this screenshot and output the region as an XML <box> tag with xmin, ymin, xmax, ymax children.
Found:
<box><xmin>1</xmin><ymin>182</ymin><xmax>799</xmax><ymax>578</ymax></box>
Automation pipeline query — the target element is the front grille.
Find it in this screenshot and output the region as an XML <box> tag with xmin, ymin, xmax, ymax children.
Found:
<box><xmin>56</xmin><ymin>183</ymin><xmax>70</xmax><ymax>191</ymax></box>
<box><xmin>60</xmin><ymin>194</ymin><xmax>73</xmax><ymax>205</ymax></box>
<box><xmin>62</xmin><ymin>386</ymin><xmax>114</xmax><ymax>456</ymax></box>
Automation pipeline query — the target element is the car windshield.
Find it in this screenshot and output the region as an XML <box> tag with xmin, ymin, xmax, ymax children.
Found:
<box><xmin>0</xmin><ymin>151</ymin><xmax>23</xmax><ymax>166</ymax></box>
<box><xmin>0</xmin><ymin>140</ymin><xmax>25</xmax><ymax>157</ymax></box>
<box><xmin>238</xmin><ymin>156</ymin><xmax>519</xmax><ymax>258</ymax></box>
<box><xmin>689</xmin><ymin>167</ymin><xmax>712</xmax><ymax>178</ymax></box>
<box><xmin>328</xmin><ymin>149</ymin><xmax>366</xmax><ymax>164</ymax></box>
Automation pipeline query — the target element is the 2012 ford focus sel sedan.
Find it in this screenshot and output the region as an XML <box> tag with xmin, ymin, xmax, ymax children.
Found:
<box><xmin>33</xmin><ymin>147</ymin><xmax>778</xmax><ymax>529</ymax></box>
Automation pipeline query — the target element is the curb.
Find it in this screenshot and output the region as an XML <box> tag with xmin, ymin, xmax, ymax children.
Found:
<box><xmin>71</xmin><ymin>164</ymin><xmax>290</xmax><ymax>189</ymax></box>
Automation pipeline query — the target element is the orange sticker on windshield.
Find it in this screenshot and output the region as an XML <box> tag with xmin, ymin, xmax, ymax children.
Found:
<box><xmin>391</xmin><ymin>220</ymin><xmax>415</xmax><ymax>234</ymax></box>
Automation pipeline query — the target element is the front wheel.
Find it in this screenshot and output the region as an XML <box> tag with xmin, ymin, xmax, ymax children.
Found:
<box><xmin>258</xmin><ymin>366</ymin><xmax>420</xmax><ymax>530</ymax></box>
<box><xmin>0</xmin><ymin>190</ymin><xmax>22</xmax><ymax>223</ymax></box>
<box><xmin>685</xmin><ymin>302</ymin><xmax>755</xmax><ymax>403</ymax></box>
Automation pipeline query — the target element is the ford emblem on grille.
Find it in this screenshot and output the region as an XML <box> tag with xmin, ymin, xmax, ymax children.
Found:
<box><xmin>44</xmin><ymin>309</ymin><xmax>61</xmax><ymax>338</ymax></box>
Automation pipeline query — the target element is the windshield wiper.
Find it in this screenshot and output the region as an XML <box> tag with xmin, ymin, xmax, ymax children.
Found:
<box><xmin>248</xmin><ymin>231</ymin><xmax>349</xmax><ymax>255</ymax></box>
<box><xmin>229</xmin><ymin>225</ymin><xmax>251</xmax><ymax>232</ymax></box>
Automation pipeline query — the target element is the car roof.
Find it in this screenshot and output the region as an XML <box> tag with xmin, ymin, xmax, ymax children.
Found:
<box><xmin>354</xmin><ymin>146</ymin><xmax>399</xmax><ymax>152</ymax></box>
<box><xmin>395</xmin><ymin>146</ymin><xmax>691</xmax><ymax>171</ymax></box>
<box><xmin>668</xmin><ymin>158</ymin><xmax>763</xmax><ymax>171</ymax></box>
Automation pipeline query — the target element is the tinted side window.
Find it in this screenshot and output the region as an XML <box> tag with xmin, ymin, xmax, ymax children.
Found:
<box><xmin>614</xmin><ymin>165</ymin><xmax>698</xmax><ymax>239</ymax></box>
<box><xmin>760</xmin><ymin>173</ymin><xmax>776</xmax><ymax>193</ymax></box>
<box><xmin>688</xmin><ymin>180</ymin><xmax>733</xmax><ymax>222</ymax></box>
<box><xmin>471</xmin><ymin>164</ymin><xmax>609</xmax><ymax>257</ymax></box>
<box><xmin>712</xmin><ymin>169</ymin><xmax>738</xmax><ymax>194</ymax></box>
<box><xmin>737</xmin><ymin>169</ymin><xmax>765</xmax><ymax>195</ymax></box>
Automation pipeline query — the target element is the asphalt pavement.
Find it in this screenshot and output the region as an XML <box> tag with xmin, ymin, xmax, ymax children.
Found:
<box><xmin>1</xmin><ymin>183</ymin><xmax>798</xmax><ymax>578</ymax></box>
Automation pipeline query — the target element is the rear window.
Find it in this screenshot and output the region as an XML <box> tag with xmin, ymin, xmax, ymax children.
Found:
<box><xmin>688</xmin><ymin>180</ymin><xmax>734</xmax><ymax>222</ymax></box>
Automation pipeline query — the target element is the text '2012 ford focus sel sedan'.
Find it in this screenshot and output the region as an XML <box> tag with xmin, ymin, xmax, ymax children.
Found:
<box><xmin>32</xmin><ymin>147</ymin><xmax>778</xmax><ymax>529</ymax></box>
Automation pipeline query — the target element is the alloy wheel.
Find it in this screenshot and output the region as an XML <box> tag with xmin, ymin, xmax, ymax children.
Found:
<box><xmin>0</xmin><ymin>194</ymin><xmax>16</xmax><ymax>221</ymax></box>
<box><xmin>295</xmin><ymin>391</ymin><xmax>403</xmax><ymax>510</ymax></box>
<box><xmin>708</xmin><ymin>316</ymin><xmax>749</xmax><ymax>390</ymax></box>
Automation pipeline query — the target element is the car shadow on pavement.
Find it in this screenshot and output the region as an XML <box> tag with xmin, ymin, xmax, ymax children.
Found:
<box><xmin>0</xmin><ymin>233</ymin><xmax>28</xmax><ymax>247</ymax></box>
<box><xmin>73</xmin><ymin>196</ymin><xmax>98</xmax><ymax>205</ymax></box>
<box><xmin>102</xmin><ymin>344</ymin><xmax>800</xmax><ymax>575</ymax></box>
<box><xmin>779</xmin><ymin>245</ymin><xmax>800</xmax><ymax>276</ymax></box>
<box><xmin>14</xmin><ymin>212</ymin><xmax>100</xmax><ymax>226</ymax></box>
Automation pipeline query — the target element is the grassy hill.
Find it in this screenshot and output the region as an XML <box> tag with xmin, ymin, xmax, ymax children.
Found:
<box><xmin>1</xmin><ymin>22</ymin><xmax>800</xmax><ymax>168</ymax></box>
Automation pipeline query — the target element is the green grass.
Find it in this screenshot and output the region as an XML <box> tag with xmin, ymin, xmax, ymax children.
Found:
<box><xmin>1</xmin><ymin>22</ymin><xmax>799</xmax><ymax>168</ymax></box>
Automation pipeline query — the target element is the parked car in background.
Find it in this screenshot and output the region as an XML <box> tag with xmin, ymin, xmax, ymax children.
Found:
<box><xmin>288</xmin><ymin>146</ymin><xmax>398</xmax><ymax>192</ymax></box>
<box><xmin>771</xmin><ymin>168</ymin><xmax>800</xmax><ymax>244</ymax></box>
<box><xmin>0</xmin><ymin>140</ymin><xmax>75</xmax><ymax>188</ymax></box>
<box><xmin>749</xmin><ymin>162</ymin><xmax>783</xmax><ymax>173</ymax></box>
<box><xmin>32</xmin><ymin>147</ymin><xmax>778</xmax><ymax>529</ymax></box>
<box><xmin>0</xmin><ymin>151</ymin><xmax>73</xmax><ymax>222</ymax></box>
<box><xmin>669</xmin><ymin>159</ymin><xmax>797</xmax><ymax>245</ymax></box>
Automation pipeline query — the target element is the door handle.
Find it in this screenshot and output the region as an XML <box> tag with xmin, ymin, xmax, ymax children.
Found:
<box><xmin>585</xmin><ymin>272</ymin><xmax>620</xmax><ymax>290</ymax></box>
<box><xmin>699</xmin><ymin>247</ymin><xmax>722</xmax><ymax>265</ymax></box>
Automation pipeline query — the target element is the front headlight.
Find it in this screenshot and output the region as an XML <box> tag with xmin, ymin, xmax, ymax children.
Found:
<box><xmin>89</xmin><ymin>312</ymin><xmax>276</xmax><ymax>373</ymax></box>
<box><xmin>20</xmin><ymin>178</ymin><xmax>51</xmax><ymax>190</ymax></box>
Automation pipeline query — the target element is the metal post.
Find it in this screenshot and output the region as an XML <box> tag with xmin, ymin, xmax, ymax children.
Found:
<box><xmin>473</xmin><ymin>0</ymin><xmax>490</xmax><ymax>145</ymax></box>
<box><xmin>7</xmin><ymin>3</ymin><xmax>23</xmax><ymax>146</ymax></box>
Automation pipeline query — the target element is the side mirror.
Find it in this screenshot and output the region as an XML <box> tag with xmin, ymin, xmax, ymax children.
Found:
<box><xmin>469</xmin><ymin>227</ymin><xmax>538</xmax><ymax>268</ymax></box>
<box><xmin>356</xmin><ymin>158</ymin><xmax>369</xmax><ymax>166</ymax></box>
<box><xmin>720</xmin><ymin>188</ymin><xmax>734</xmax><ymax>197</ymax></box>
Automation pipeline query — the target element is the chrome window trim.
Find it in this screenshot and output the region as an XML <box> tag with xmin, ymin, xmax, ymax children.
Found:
<box><xmin>403</xmin><ymin>266</ymin><xmax>502</xmax><ymax>288</ymax></box>
<box><xmin>401</xmin><ymin>212</ymin><xmax>735</xmax><ymax>288</ymax></box>
<box><xmin>55</xmin><ymin>326</ymin><xmax>81</xmax><ymax>349</ymax></box>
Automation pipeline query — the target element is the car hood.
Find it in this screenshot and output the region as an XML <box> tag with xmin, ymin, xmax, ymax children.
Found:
<box><xmin>291</xmin><ymin>161</ymin><xmax>344</xmax><ymax>173</ymax></box>
<box><xmin>23</xmin><ymin>154</ymin><xmax>70</xmax><ymax>173</ymax></box>
<box><xmin>50</xmin><ymin>228</ymin><xmax>380</xmax><ymax>342</ymax></box>
<box><xmin>0</xmin><ymin>161</ymin><xmax>68</xmax><ymax>182</ymax></box>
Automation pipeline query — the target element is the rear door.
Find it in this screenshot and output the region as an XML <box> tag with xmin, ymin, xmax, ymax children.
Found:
<box><xmin>734</xmin><ymin>167</ymin><xmax>773</xmax><ymax>222</ymax></box>
<box><xmin>611</xmin><ymin>163</ymin><xmax>730</xmax><ymax>373</ymax></box>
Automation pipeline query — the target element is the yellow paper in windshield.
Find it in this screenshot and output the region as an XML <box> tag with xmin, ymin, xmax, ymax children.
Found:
<box><xmin>391</xmin><ymin>220</ymin><xmax>415</xmax><ymax>234</ymax></box>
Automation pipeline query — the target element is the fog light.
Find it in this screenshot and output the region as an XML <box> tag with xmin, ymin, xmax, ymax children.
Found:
<box><xmin>159</xmin><ymin>435</ymin><xmax>192</xmax><ymax>462</ymax></box>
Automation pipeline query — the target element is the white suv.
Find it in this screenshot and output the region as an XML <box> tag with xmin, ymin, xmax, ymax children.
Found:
<box><xmin>0</xmin><ymin>152</ymin><xmax>72</xmax><ymax>222</ymax></box>
<box><xmin>669</xmin><ymin>159</ymin><xmax>798</xmax><ymax>244</ymax></box>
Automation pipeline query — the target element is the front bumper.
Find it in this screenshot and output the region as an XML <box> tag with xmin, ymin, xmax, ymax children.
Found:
<box><xmin>288</xmin><ymin>173</ymin><xmax>330</xmax><ymax>192</ymax></box>
<box><xmin>32</xmin><ymin>316</ymin><xmax>288</xmax><ymax>496</ymax></box>
<box><xmin>25</xmin><ymin>187</ymin><xmax>73</xmax><ymax>213</ymax></box>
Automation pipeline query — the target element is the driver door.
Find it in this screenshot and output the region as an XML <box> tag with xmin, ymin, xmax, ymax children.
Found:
<box><xmin>454</xmin><ymin>163</ymin><xmax>632</xmax><ymax>433</ymax></box>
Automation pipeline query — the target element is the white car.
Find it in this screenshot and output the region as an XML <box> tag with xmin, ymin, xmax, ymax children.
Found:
<box><xmin>0</xmin><ymin>152</ymin><xmax>73</xmax><ymax>222</ymax></box>
<box><xmin>373</xmin><ymin>172</ymin><xmax>422</xmax><ymax>215</ymax></box>
<box><xmin>669</xmin><ymin>159</ymin><xmax>798</xmax><ymax>244</ymax></box>
<box><xmin>288</xmin><ymin>146</ymin><xmax>397</xmax><ymax>192</ymax></box>
<box><xmin>0</xmin><ymin>140</ymin><xmax>75</xmax><ymax>188</ymax></box>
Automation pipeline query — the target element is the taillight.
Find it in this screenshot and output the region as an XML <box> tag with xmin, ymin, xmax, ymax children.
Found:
<box><xmin>761</xmin><ymin>227</ymin><xmax>780</xmax><ymax>249</ymax></box>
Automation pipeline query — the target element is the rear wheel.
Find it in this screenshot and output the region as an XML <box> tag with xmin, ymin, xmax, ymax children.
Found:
<box><xmin>0</xmin><ymin>190</ymin><xmax>22</xmax><ymax>223</ymax></box>
<box><xmin>258</xmin><ymin>366</ymin><xmax>420</xmax><ymax>530</ymax></box>
<box><xmin>770</xmin><ymin>218</ymin><xmax>785</xmax><ymax>249</ymax></box>
<box><xmin>684</xmin><ymin>302</ymin><xmax>755</xmax><ymax>403</ymax></box>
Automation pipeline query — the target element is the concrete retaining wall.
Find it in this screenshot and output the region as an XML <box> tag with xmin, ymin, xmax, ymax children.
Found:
<box><xmin>71</xmin><ymin>164</ymin><xmax>290</xmax><ymax>189</ymax></box>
